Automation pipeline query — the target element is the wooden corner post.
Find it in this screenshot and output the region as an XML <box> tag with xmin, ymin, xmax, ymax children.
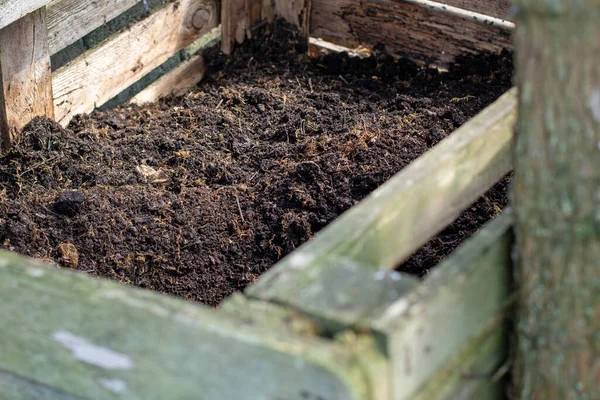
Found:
<box><xmin>0</xmin><ymin>4</ymin><xmax>54</xmax><ymax>150</ymax></box>
<box><xmin>512</xmin><ymin>0</ymin><xmax>600</xmax><ymax>397</ymax></box>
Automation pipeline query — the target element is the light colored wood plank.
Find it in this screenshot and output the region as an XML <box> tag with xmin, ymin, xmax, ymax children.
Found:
<box><xmin>52</xmin><ymin>0</ymin><xmax>218</xmax><ymax>126</ymax></box>
<box><xmin>0</xmin><ymin>0</ymin><xmax>51</xmax><ymax>29</ymax></box>
<box><xmin>372</xmin><ymin>213</ymin><xmax>513</xmax><ymax>400</ymax></box>
<box><xmin>0</xmin><ymin>251</ymin><xmax>369</xmax><ymax>400</ymax></box>
<box><xmin>131</xmin><ymin>26</ymin><xmax>221</xmax><ymax>104</ymax></box>
<box><xmin>46</xmin><ymin>0</ymin><xmax>140</xmax><ymax>55</ymax></box>
<box><xmin>0</xmin><ymin>7</ymin><xmax>54</xmax><ymax>149</ymax></box>
<box><xmin>310</xmin><ymin>0</ymin><xmax>513</xmax><ymax>68</ymax></box>
<box><xmin>247</xmin><ymin>89</ymin><xmax>516</xmax><ymax>309</ymax></box>
<box><xmin>434</xmin><ymin>0</ymin><xmax>513</xmax><ymax>20</ymax></box>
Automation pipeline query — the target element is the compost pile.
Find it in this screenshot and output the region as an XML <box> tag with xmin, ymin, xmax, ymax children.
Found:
<box><xmin>0</xmin><ymin>21</ymin><xmax>512</xmax><ymax>306</ymax></box>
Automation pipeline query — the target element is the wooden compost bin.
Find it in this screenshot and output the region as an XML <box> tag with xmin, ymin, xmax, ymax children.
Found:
<box><xmin>0</xmin><ymin>0</ymin><xmax>517</xmax><ymax>398</ymax></box>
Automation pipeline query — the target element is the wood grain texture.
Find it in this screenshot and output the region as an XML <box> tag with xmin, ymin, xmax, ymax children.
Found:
<box><xmin>248</xmin><ymin>89</ymin><xmax>516</xmax><ymax>308</ymax></box>
<box><xmin>0</xmin><ymin>8</ymin><xmax>54</xmax><ymax>149</ymax></box>
<box><xmin>435</xmin><ymin>0</ymin><xmax>512</xmax><ymax>20</ymax></box>
<box><xmin>221</xmin><ymin>0</ymin><xmax>246</xmax><ymax>53</ymax></box>
<box><xmin>0</xmin><ymin>0</ymin><xmax>51</xmax><ymax>29</ymax></box>
<box><xmin>373</xmin><ymin>213</ymin><xmax>513</xmax><ymax>400</ymax></box>
<box><xmin>310</xmin><ymin>0</ymin><xmax>513</xmax><ymax>67</ymax></box>
<box><xmin>131</xmin><ymin>24</ymin><xmax>222</xmax><ymax>104</ymax></box>
<box><xmin>51</xmin><ymin>0</ymin><xmax>218</xmax><ymax>126</ymax></box>
<box><xmin>46</xmin><ymin>0</ymin><xmax>140</xmax><ymax>55</ymax></box>
<box><xmin>0</xmin><ymin>251</ymin><xmax>369</xmax><ymax>400</ymax></box>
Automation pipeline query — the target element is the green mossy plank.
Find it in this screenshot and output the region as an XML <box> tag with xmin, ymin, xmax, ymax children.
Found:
<box><xmin>411</xmin><ymin>327</ymin><xmax>506</xmax><ymax>400</ymax></box>
<box><xmin>373</xmin><ymin>212</ymin><xmax>513</xmax><ymax>400</ymax></box>
<box><xmin>0</xmin><ymin>252</ymin><xmax>368</xmax><ymax>400</ymax></box>
<box><xmin>247</xmin><ymin>90</ymin><xmax>516</xmax><ymax>322</ymax></box>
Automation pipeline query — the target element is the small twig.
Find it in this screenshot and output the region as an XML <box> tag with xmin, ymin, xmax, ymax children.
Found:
<box><xmin>235</xmin><ymin>194</ymin><xmax>245</xmax><ymax>222</ymax></box>
<box><xmin>338</xmin><ymin>75</ymin><xmax>349</xmax><ymax>84</ymax></box>
<box><xmin>215</xmin><ymin>99</ymin><xmax>223</xmax><ymax>110</ymax></box>
<box><xmin>308</xmin><ymin>78</ymin><xmax>314</xmax><ymax>93</ymax></box>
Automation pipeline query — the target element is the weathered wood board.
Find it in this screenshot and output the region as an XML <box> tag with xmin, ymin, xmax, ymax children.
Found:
<box><xmin>310</xmin><ymin>0</ymin><xmax>513</xmax><ymax>67</ymax></box>
<box><xmin>373</xmin><ymin>213</ymin><xmax>513</xmax><ymax>400</ymax></box>
<box><xmin>0</xmin><ymin>251</ymin><xmax>369</xmax><ymax>399</ymax></box>
<box><xmin>0</xmin><ymin>8</ymin><xmax>54</xmax><ymax>149</ymax></box>
<box><xmin>131</xmin><ymin>26</ymin><xmax>222</xmax><ymax>104</ymax></box>
<box><xmin>46</xmin><ymin>0</ymin><xmax>140</xmax><ymax>55</ymax></box>
<box><xmin>247</xmin><ymin>89</ymin><xmax>517</xmax><ymax>322</ymax></box>
<box><xmin>0</xmin><ymin>0</ymin><xmax>52</xmax><ymax>30</ymax></box>
<box><xmin>52</xmin><ymin>0</ymin><xmax>218</xmax><ymax>126</ymax></box>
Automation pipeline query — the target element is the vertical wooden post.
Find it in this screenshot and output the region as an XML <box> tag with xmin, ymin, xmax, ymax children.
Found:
<box><xmin>512</xmin><ymin>0</ymin><xmax>600</xmax><ymax>398</ymax></box>
<box><xmin>0</xmin><ymin>8</ymin><xmax>54</xmax><ymax>150</ymax></box>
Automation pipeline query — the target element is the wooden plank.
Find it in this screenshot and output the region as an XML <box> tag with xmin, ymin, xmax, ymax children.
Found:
<box><xmin>52</xmin><ymin>0</ymin><xmax>218</xmax><ymax>126</ymax></box>
<box><xmin>0</xmin><ymin>251</ymin><xmax>370</xmax><ymax>400</ymax></box>
<box><xmin>0</xmin><ymin>8</ymin><xmax>54</xmax><ymax>149</ymax></box>
<box><xmin>46</xmin><ymin>0</ymin><xmax>140</xmax><ymax>55</ymax></box>
<box><xmin>310</xmin><ymin>0</ymin><xmax>513</xmax><ymax>68</ymax></box>
<box><xmin>247</xmin><ymin>89</ymin><xmax>516</xmax><ymax>311</ymax></box>
<box><xmin>131</xmin><ymin>26</ymin><xmax>221</xmax><ymax>104</ymax></box>
<box><xmin>0</xmin><ymin>0</ymin><xmax>51</xmax><ymax>29</ymax></box>
<box><xmin>410</xmin><ymin>327</ymin><xmax>506</xmax><ymax>400</ymax></box>
<box><xmin>372</xmin><ymin>213</ymin><xmax>513</xmax><ymax>400</ymax></box>
<box><xmin>434</xmin><ymin>0</ymin><xmax>513</xmax><ymax>20</ymax></box>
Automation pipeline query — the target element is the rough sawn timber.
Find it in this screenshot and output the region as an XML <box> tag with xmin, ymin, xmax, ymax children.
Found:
<box><xmin>0</xmin><ymin>8</ymin><xmax>54</xmax><ymax>149</ymax></box>
<box><xmin>52</xmin><ymin>0</ymin><xmax>218</xmax><ymax>126</ymax></box>
<box><xmin>46</xmin><ymin>0</ymin><xmax>140</xmax><ymax>55</ymax></box>
<box><xmin>0</xmin><ymin>0</ymin><xmax>52</xmax><ymax>29</ymax></box>
<box><xmin>310</xmin><ymin>0</ymin><xmax>513</xmax><ymax>68</ymax></box>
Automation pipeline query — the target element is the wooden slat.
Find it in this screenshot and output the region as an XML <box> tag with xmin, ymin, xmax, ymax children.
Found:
<box><xmin>410</xmin><ymin>328</ymin><xmax>506</xmax><ymax>400</ymax></box>
<box><xmin>247</xmin><ymin>89</ymin><xmax>517</xmax><ymax>313</ymax></box>
<box><xmin>310</xmin><ymin>0</ymin><xmax>513</xmax><ymax>68</ymax></box>
<box><xmin>0</xmin><ymin>251</ymin><xmax>369</xmax><ymax>400</ymax></box>
<box><xmin>131</xmin><ymin>26</ymin><xmax>222</xmax><ymax>104</ymax></box>
<box><xmin>0</xmin><ymin>7</ymin><xmax>54</xmax><ymax>149</ymax></box>
<box><xmin>0</xmin><ymin>0</ymin><xmax>51</xmax><ymax>29</ymax></box>
<box><xmin>373</xmin><ymin>213</ymin><xmax>513</xmax><ymax>400</ymax></box>
<box><xmin>434</xmin><ymin>0</ymin><xmax>512</xmax><ymax>20</ymax></box>
<box><xmin>52</xmin><ymin>0</ymin><xmax>218</xmax><ymax>126</ymax></box>
<box><xmin>46</xmin><ymin>0</ymin><xmax>140</xmax><ymax>55</ymax></box>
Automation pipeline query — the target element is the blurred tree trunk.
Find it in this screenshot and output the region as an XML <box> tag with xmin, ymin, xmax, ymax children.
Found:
<box><xmin>512</xmin><ymin>0</ymin><xmax>600</xmax><ymax>398</ymax></box>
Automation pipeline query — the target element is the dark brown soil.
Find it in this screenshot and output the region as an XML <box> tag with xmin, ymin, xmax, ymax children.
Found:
<box><xmin>0</xmin><ymin>21</ymin><xmax>513</xmax><ymax>306</ymax></box>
